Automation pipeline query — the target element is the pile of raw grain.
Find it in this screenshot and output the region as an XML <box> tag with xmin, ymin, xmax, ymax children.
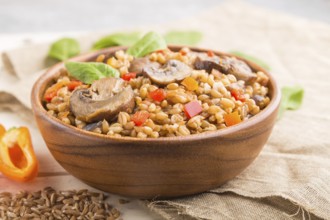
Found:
<box><xmin>0</xmin><ymin>187</ymin><xmax>121</xmax><ymax>220</ymax></box>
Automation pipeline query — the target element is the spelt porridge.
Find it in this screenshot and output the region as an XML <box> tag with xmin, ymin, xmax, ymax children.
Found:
<box><xmin>43</xmin><ymin>47</ymin><xmax>270</xmax><ymax>138</ymax></box>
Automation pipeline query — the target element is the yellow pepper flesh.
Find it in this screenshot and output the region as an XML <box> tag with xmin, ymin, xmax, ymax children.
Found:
<box><xmin>224</xmin><ymin>111</ymin><xmax>242</xmax><ymax>127</ymax></box>
<box><xmin>0</xmin><ymin>126</ymin><xmax>39</xmax><ymax>182</ymax></box>
<box><xmin>182</xmin><ymin>77</ymin><xmax>199</xmax><ymax>91</ymax></box>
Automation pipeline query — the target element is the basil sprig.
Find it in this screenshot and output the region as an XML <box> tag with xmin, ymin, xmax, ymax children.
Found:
<box><xmin>127</xmin><ymin>32</ymin><xmax>167</xmax><ymax>57</ymax></box>
<box><xmin>65</xmin><ymin>62</ymin><xmax>119</xmax><ymax>84</ymax></box>
<box><xmin>48</xmin><ymin>38</ymin><xmax>80</xmax><ymax>61</ymax></box>
<box><xmin>278</xmin><ymin>86</ymin><xmax>304</xmax><ymax>118</ymax></box>
<box><xmin>230</xmin><ymin>51</ymin><xmax>271</xmax><ymax>71</ymax></box>
<box><xmin>92</xmin><ymin>32</ymin><xmax>142</xmax><ymax>50</ymax></box>
<box><xmin>164</xmin><ymin>31</ymin><xmax>202</xmax><ymax>46</ymax></box>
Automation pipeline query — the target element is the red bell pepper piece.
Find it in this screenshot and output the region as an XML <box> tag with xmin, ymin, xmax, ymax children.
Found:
<box><xmin>149</xmin><ymin>89</ymin><xmax>166</xmax><ymax>102</ymax></box>
<box><xmin>131</xmin><ymin>111</ymin><xmax>150</xmax><ymax>126</ymax></box>
<box><xmin>122</xmin><ymin>72</ymin><xmax>137</xmax><ymax>81</ymax></box>
<box><xmin>224</xmin><ymin>111</ymin><xmax>242</xmax><ymax>127</ymax></box>
<box><xmin>184</xmin><ymin>101</ymin><xmax>203</xmax><ymax>119</ymax></box>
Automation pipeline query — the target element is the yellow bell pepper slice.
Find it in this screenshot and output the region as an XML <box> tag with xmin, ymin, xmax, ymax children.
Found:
<box><xmin>0</xmin><ymin>125</ymin><xmax>39</xmax><ymax>182</ymax></box>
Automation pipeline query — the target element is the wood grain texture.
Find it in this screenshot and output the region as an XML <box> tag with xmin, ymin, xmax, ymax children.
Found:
<box><xmin>31</xmin><ymin>46</ymin><xmax>281</xmax><ymax>199</ymax></box>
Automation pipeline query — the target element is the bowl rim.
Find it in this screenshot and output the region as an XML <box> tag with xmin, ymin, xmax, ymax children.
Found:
<box><xmin>31</xmin><ymin>45</ymin><xmax>281</xmax><ymax>143</ymax></box>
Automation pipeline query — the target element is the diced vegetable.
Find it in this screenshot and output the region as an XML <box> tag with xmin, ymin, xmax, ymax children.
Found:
<box><xmin>231</xmin><ymin>88</ymin><xmax>246</xmax><ymax>102</ymax></box>
<box><xmin>155</xmin><ymin>49</ymin><xmax>165</xmax><ymax>54</ymax></box>
<box><xmin>149</xmin><ymin>89</ymin><xmax>166</xmax><ymax>102</ymax></box>
<box><xmin>184</xmin><ymin>101</ymin><xmax>203</xmax><ymax>119</ymax></box>
<box><xmin>207</xmin><ymin>50</ymin><xmax>214</xmax><ymax>57</ymax></box>
<box><xmin>181</xmin><ymin>77</ymin><xmax>199</xmax><ymax>91</ymax></box>
<box><xmin>44</xmin><ymin>81</ymin><xmax>67</xmax><ymax>102</ymax></box>
<box><xmin>67</xmin><ymin>80</ymin><xmax>83</xmax><ymax>91</ymax></box>
<box><xmin>0</xmin><ymin>125</ymin><xmax>5</xmax><ymax>139</ymax></box>
<box><xmin>224</xmin><ymin>111</ymin><xmax>242</xmax><ymax>126</ymax></box>
<box><xmin>122</xmin><ymin>72</ymin><xmax>137</xmax><ymax>81</ymax></box>
<box><xmin>180</xmin><ymin>50</ymin><xmax>187</xmax><ymax>56</ymax></box>
<box><xmin>0</xmin><ymin>125</ymin><xmax>39</xmax><ymax>182</ymax></box>
<box><xmin>131</xmin><ymin>111</ymin><xmax>150</xmax><ymax>126</ymax></box>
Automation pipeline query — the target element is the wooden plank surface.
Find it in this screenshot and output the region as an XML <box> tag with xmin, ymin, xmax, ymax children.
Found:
<box><xmin>0</xmin><ymin>111</ymin><xmax>161</xmax><ymax>220</ymax></box>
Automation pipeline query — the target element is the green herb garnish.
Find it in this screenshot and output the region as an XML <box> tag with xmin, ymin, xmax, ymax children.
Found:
<box><xmin>278</xmin><ymin>86</ymin><xmax>304</xmax><ymax>118</ymax></box>
<box><xmin>164</xmin><ymin>31</ymin><xmax>203</xmax><ymax>46</ymax></box>
<box><xmin>230</xmin><ymin>51</ymin><xmax>271</xmax><ymax>71</ymax></box>
<box><xmin>127</xmin><ymin>32</ymin><xmax>167</xmax><ymax>57</ymax></box>
<box><xmin>48</xmin><ymin>38</ymin><xmax>80</xmax><ymax>61</ymax></box>
<box><xmin>65</xmin><ymin>62</ymin><xmax>119</xmax><ymax>84</ymax></box>
<box><xmin>92</xmin><ymin>32</ymin><xmax>142</xmax><ymax>50</ymax></box>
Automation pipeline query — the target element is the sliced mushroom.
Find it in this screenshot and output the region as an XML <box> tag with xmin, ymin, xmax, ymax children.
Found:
<box><xmin>228</xmin><ymin>82</ymin><xmax>245</xmax><ymax>91</ymax></box>
<box><xmin>252</xmin><ymin>95</ymin><xmax>268</xmax><ymax>109</ymax></box>
<box><xmin>128</xmin><ymin>57</ymin><xmax>160</xmax><ymax>75</ymax></box>
<box><xmin>83</xmin><ymin>121</ymin><xmax>102</xmax><ymax>131</ymax></box>
<box><xmin>194</xmin><ymin>57</ymin><xmax>222</xmax><ymax>74</ymax></box>
<box><xmin>143</xmin><ymin>59</ymin><xmax>192</xmax><ymax>85</ymax></box>
<box><xmin>222</xmin><ymin>57</ymin><xmax>257</xmax><ymax>82</ymax></box>
<box><xmin>252</xmin><ymin>95</ymin><xmax>264</xmax><ymax>105</ymax></box>
<box><xmin>194</xmin><ymin>55</ymin><xmax>257</xmax><ymax>83</ymax></box>
<box><xmin>70</xmin><ymin>78</ymin><xmax>135</xmax><ymax>123</ymax></box>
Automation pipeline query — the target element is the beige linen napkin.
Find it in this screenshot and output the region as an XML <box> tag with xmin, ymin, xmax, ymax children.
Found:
<box><xmin>1</xmin><ymin>1</ymin><xmax>330</xmax><ymax>219</ymax></box>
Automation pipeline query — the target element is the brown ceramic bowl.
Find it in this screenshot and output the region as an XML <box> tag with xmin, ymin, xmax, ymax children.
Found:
<box><xmin>31</xmin><ymin>46</ymin><xmax>281</xmax><ymax>199</ymax></box>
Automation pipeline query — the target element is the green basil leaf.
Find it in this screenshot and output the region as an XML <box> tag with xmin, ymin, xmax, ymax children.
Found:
<box><xmin>127</xmin><ymin>32</ymin><xmax>167</xmax><ymax>57</ymax></box>
<box><xmin>65</xmin><ymin>62</ymin><xmax>119</xmax><ymax>84</ymax></box>
<box><xmin>164</xmin><ymin>30</ymin><xmax>203</xmax><ymax>46</ymax></box>
<box><xmin>48</xmin><ymin>38</ymin><xmax>80</xmax><ymax>61</ymax></box>
<box><xmin>92</xmin><ymin>32</ymin><xmax>142</xmax><ymax>50</ymax></box>
<box><xmin>230</xmin><ymin>51</ymin><xmax>271</xmax><ymax>71</ymax></box>
<box><xmin>278</xmin><ymin>86</ymin><xmax>304</xmax><ymax>118</ymax></box>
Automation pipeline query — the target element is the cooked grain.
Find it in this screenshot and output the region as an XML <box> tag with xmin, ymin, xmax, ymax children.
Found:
<box><xmin>45</xmin><ymin>48</ymin><xmax>271</xmax><ymax>138</ymax></box>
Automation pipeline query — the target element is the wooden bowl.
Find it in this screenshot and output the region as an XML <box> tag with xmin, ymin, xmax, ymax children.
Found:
<box><xmin>31</xmin><ymin>46</ymin><xmax>281</xmax><ymax>199</ymax></box>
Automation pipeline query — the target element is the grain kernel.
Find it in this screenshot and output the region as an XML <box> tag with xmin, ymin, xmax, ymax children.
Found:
<box><xmin>156</xmin><ymin>112</ymin><xmax>168</xmax><ymax>121</ymax></box>
<box><xmin>96</xmin><ymin>54</ymin><xmax>105</xmax><ymax>62</ymax></box>
<box><xmin>148</xmin><ymin>103</ymin><xmax>157</xmax><ymax>112</ymax></box>
<box><xmin>107</xmin><ymin>57</ymin><xmax>119</xmax><ymax>68</ymax></box>
<box><xmin>208</xmin><ymin>105</ymin><xmax>221</xmax><ymax>114</ymax></box>
<box><xmin>160</xmin><ymin>100</ymin><xmax>168</xmax><ymax>108</ymax></box>
<box><xmin>139</xmin><ymin>103</ymin><xmax>148</xmax><ymax>110</ymax></box>
<box><xmin>176</xmin><ymin>125</ymin><xmax>190</xmax><ymax>136</ymax></box>
<box><xmin>101</xmin><ymin>120</ymin><xmax>110</xmax><ymax>133</ymax></box>
<box><xmin>220</xmin><ymin>98</ymin><xmax>235</xmax><ymax>109</ymax></box>
<box><xmin>139</xmin><ymin>87</ymin><xmax>148</xmax><ymax>98</ymax></box>
<box><xmin>210</xmin><ymin>89</ymin><xmax>222</xmax><ymax>98</ymax></box>
<box><xmin>167</xmin><ymin>83</ymin><xmax>179</xmax><ymax>90</ymax></box>
<box><xmin>118</xmin><ymin>112</ymin><xmax>130</xmax><ymax>125</ymax></box>
<box><xmin>142</xmin><ymin>126</ymin><xmax>153</xmax><ymax>135</ymax></box>
<box><xmin>137</xmin><ymin>132</ymin><xmax>147</xmax><ymax>138</ymax></box>
<box><xmin>150</xmin><ymin>131</ymin><xmax>159</xmax><ymax>138</ymax></box>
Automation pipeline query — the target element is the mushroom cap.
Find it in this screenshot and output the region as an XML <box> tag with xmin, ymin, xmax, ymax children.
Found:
<box><xmin>194</xmin><ymin>55</ymin><xmax>256</xmax><ymax>83</ymax></box>
<box><xmin>222</xmin><ymin>57</ymin><xmax>256</xmax><ymax>82</ymax></box>
<box><xmin>69</xmin><ymin>78</ymin><xmax>135</xmax><ymax>123</ymax></box>
<box><xmin>128</xmin><ymin>57</ymin><xmax>160</xmax><ymax>75</ymax></box>
<box><xmin>143</xmin><ymin>59</ymin><xmax>192</xmax><ymax>85</ymax></box>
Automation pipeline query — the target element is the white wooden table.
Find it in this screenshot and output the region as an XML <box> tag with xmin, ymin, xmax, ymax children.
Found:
<box><xmin>0</xmin><ymin>34</ymin><xmax>162</xmax><ymax>220</ymax></box>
